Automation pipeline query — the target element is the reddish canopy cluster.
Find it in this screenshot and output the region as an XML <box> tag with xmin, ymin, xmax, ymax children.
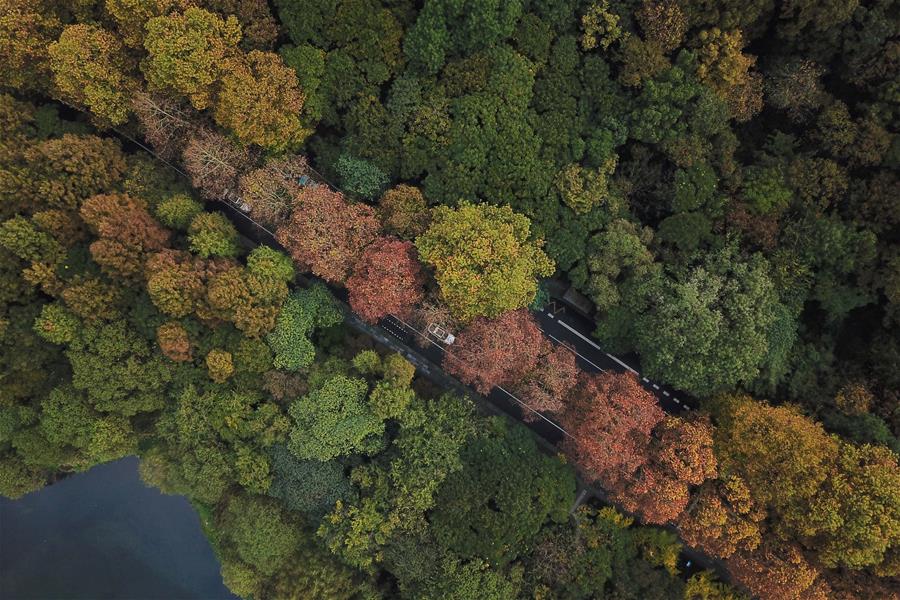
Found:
<box><xmin>560</xmin><ymin>371</ymin><xmax>664</xmax><ymax>489</ymax></box>
<box><xmin>609</xmin><ymin>416</ymin><xmax>717</xmax><ymax>524</ymax></box>
<box><xmin>275</xmin><ymin>185</ymin><xmax>380</xmax><ymax>284</ymax></box>
<box><xmin>442</xmin><ymin>309</ymin><xmax>545</xmax><ymax>394</ymax></box>
<box><xmin>80</xmin><ymin>193</ymin><xmax>170</xmax><ymax>279</ymax></box>
<box><xmin>511</xmin><ymin>342</ymin><xmax>579</xmax><ymax>419</ymax></box>
<box><xmin>347</xmin><ymin>237</ymin><xmax>425</xmax><ymax>324</ymax></box>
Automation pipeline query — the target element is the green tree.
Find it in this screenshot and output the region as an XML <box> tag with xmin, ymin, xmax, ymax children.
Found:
<box><xmin>267</xmin><ymin>284</ymin><xmax>342</xmax><ymax>371</ymax></box>
<box><xmin>268</xmin><ymin>444</ymin><xmax>356</xmax><ymax>521</ymax></box>
<box><xmin>336</xmin><ymin>154</ymin><xmax>390</xmax><ymax>200</ymax></box>
<box><xmin>155</xmin><ymin>194</ymin><xmax>203</xmax><ymax>231</ymax></box>
<box><xmin>48</xmin><ymin>24</ymin><xmax>138</xmax><ymax>124</ymax></box>
<box><xmin>318</xmin><ymin>394</ymin><xmax>476</xmax><ymax>570</ymax></box>
<box><xmin>187</xmin><ymin>211</ymin><xmax>240</xmax><ymax>258</ymax></box>
<box><xmin>39</xmin><ymin>385</ymin><xmax>136</xmax><ymax>468</ymax></box>
<box><xmin>601</xmin><ymin>245</ymin><xmax>788</xmax><ymax>397</ymax></box>
<box><xmin>246</xmin><ymin>245</ymin><xmax>295</xmax><ymax>282</ymax></box>
<box><xmin>431</xmin><ymin>420</ymin><xmax>575</xmax><ymax>566</ymax></box>
<box><xmin>404</xmin><ymin>0</ymin><xmax>523</xmax><ymax>74</ymax></box>
<box><xmin>219</xmin><ymin>493</ymin><xmax>301</xmax><ymax>576</ymax></box>
<box><xmin>142</xmin><ymin>7</ymin><xmax>242</xmax><ymax>110</ymax></box>
<box><xmin>584</xmin><ymin>219</ymin><xmax>655</xmax><ymax>311</ymax></box>
<box><xmin>63</xmin><ymin>319</ymin><xmax>173</xmax><ymax>416</ymax></box>
<box><xmin>287</xmin><ymin>375</ymin><xmax>384</xmax><ymax>461</ymax></box>
<box><xmin>416</xmin><ymin>202</ymin><xmax>554</xmax><ymax>322</ymax></box>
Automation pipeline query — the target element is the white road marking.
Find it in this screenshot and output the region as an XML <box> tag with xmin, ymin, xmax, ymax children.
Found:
<box><xmin>652</xmin><ymin>384</ymin><xmax>659</xmax><ymax>390</ymax></box>
<box><xmin>496</xmin><ymin>385</ymin><xmax>574</xmax><ymax>439</ymax></box>
<box><xmin>673</xmin><ymin>398</ymin><xmax>680</xmax><ymax>404</ymax></box>
<box><xmin>642</xmin><ymin>377</ymin><xmax>650</xmax><ymax>383</ymax></box>
<box><xmin>556</xmin><ymin>320</ymin><xmax>639</xmax><ymax>374</ymax></box>
<box><xmin>662</xmin><ymin>391</ymin><xmax>670</xmax><ymax>396</ymax></box>
<box><xmin>542</xmin><ymin>330</ymin><xmax>607</xmax><ymax>373</ymax></box>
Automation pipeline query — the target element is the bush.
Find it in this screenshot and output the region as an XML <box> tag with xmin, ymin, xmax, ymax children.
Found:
<box><xmin>188</xmin><ymin>212</ymin><xmax>240</xmax><ymax>258</ymax></box>
<box><xmin>155</xmin><ymin>194</ymin><xmax>203</xmax><ymax>230</ymax></box>
<box><xmin>335</xmin><ymin>154</ymin><xmax>389</xmax><ymax>199</ymax></box>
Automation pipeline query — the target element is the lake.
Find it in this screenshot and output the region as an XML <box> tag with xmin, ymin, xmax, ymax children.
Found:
<box><xmin>0</xmin><ymin>456</ymin><xmax>238</xmax><ymax>600</ymax></box>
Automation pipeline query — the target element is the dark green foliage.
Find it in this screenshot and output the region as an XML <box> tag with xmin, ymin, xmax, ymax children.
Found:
<box><xmin>526</xmin><ymin>507</ymin><xmax>686</xmax><ymax>599</ymax></box>
<box><xmin>268</xmin><ymin>444</ymin><xmax>356</xmax><ymax>520</ymax></box>
<box><xmin>268</xmin><ymin>284</ymin><xmax>343</xmax><ymax>371</ymax></box>
<box><xmin>335</xmin><ymin>154</ymin><xmax>390</xmax><ymax>199</ymax></box>
<box><xmin>404</xmin><ymin>0</ymin><xmax>523</xmax><ymax>74</ymax></box>
<box><xmin>430</xmin><ymin>419</ymin><xmax>576</xmax><ymax>566</ymax></box>
<box><xmin>598</xmin><ymin>245</ymin><xmax>789</xmax><ymax>397</ymax></box>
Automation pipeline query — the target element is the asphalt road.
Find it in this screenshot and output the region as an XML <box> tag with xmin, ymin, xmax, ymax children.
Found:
<box><xmin>533</xmin><ymin>303</ymin><xmax>696</xmax><ymax>414</ymax></box>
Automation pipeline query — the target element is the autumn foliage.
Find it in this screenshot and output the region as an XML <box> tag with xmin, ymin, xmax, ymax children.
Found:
<box><xmin>442</xmin><ymin>309</ymin><xmax>544</xmax><ymax>395</ymax></box>
<box><xmin>726</xmin><ymin>542</ymin><xmax>831</xmax><ymax>600</ymax></box>
<box><xmin>560</xmin><ymin>372</ymin><xmax>664</xmax><ymax>488</ymax></box>
<box><xmin>609</xmin><ymin>416</ymin><xmax>717</xmax><ymax>524</ymax></box>
<box><xmin>511</xmin><ymin>342</ymin><xmax>579</xmax><ymax>419</ymax></box>
<box><xmin>347</xmin><ymin>237</ymin><xmax>425</xmax><ymax>323</ymax></box>
<box><xmin>676</xmin><ymin>476</ymin><xmax>764</xmax><ymax>559</ymax></box>
<box><xmin>275</xmin><ymin>186</ymin><xmax>380</xmax><ymax>284</ymax></box>
<box><xmin>182</xmin><ymin>128</ymin><xmax>252</xmax><ymax>200</ymax></box>
<box><xmin>157</xmin><ymin>321</ymin><xmax>192</xmax><ymax>362</ymax></box>
<box><xmin>80</xmin><ymin>193</ymin><xmax>170</xmax><ymax>279</ymax></box>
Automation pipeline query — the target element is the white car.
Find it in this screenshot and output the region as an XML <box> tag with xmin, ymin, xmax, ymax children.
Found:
<box><xmin>427</xmin><ymin>322</ymin><xmax>455</xmax><ymax>344</ymax></box>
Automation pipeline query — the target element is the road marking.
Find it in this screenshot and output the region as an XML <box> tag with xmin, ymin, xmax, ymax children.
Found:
<box><xmin>542</xmin><ymin>331</ymin><xmax>606</xmax><ymax>373</ymax></box>
<box><xmin>662</xmin><ymin>391</ymin><xmax>670</xmax><ymax>396</ymax></box>
<box><xmin>673</xmin><ymin>398</ymin><xmax>680</xmax><ymax>404</ymax></box>
<box><xmin>642</xmin><ymin>377</ymin><xmax>650</xmax><ymax>383</ymax></box>
<box><xmin>556</xmin><ymin>320</ymin><xmax>639</xmax><ymax>374</ymax></box>
<box><xmin>652</xmin><ymin>384</ymin><xmax>659</xmax><ymax>390</ymax></box>
<box><xmin>496</xmin><ymin>385</ymin><xmax>574</xmax><ymax>439</ymax></box>
<box><xmin>547</xmin><ymin>313</ymin><xmax>555</xmax><ymax>319</ymax></box>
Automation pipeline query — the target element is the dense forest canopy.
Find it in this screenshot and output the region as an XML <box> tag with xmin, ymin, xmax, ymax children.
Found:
<box><xmin>1</xmin><ymin>0</ymin><xmax>898</xmax><ymax>599</ymax></box>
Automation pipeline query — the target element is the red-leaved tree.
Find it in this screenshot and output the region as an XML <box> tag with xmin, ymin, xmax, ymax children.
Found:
<box><xmin>442</xmin><ymin>308</ymin><xmax>544</xmax><ymax>394</ymax></box>
<box><xmin>275</xmin><ymin>185</ymin><xmax>380</xmax><ymax>283</ymax></box>
<box><xmin>347</xmin><ymin>237</ymin><xmax>425</xmax><ymax>323</ymax></box>
<box><xmin>560</xmin><ymin>371</ymin><xmax>664</xmax><ymax>489</ymax></box>
<box><xmin>726</xmin><ymin>541</ymin><xmax>831</xmax><ymax>600</ymax></box>
<box><xmin>609</xmin><ymin>416</ymin><xmax>718</xmax><ymax>524</ymax></box>
<box><xmin>80</xmin><ymin>193</ymin><xmax>170</xmax><ymax>279</ymax></box>
<box><xmin>512</xmin><ymin>342</ymin><xmax>579</xmax><ymax>419</ymax></box>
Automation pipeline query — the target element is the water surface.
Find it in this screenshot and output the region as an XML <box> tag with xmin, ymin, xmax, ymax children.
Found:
<box><xmin>0</xmin><ymin>456</ymin><xmax>238</xmax><ymax>600</ymax></box>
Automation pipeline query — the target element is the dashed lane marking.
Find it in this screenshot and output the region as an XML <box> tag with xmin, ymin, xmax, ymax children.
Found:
<box><xmin>662</xmin><ymin>391</ymin><xmax>670</xmax><ymax>396</ymax></box>
<box><xmin>673</xmin><ymin>398</ymin><xmax>680</xmax><ymax>404</ymax></box>
<box><xmin>642</xmin><ymin>377</ymin><xmax>650</xmax><ymax>383</ymax></box>
<box><xmin>652</xmin><ymin>384</ymin><xmax>659</xmax><ymax>390</ymax></box>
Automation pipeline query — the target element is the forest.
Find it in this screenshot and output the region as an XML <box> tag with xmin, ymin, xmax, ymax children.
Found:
<box><xmin>0</xmin><ymin>1</ymin><xmax>898</xmax><ymax>599</ymax></box>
